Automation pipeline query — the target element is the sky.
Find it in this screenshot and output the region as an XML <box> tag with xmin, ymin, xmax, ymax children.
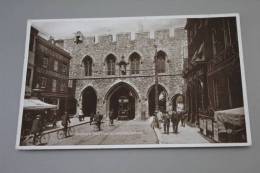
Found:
<box><xmin>31</xmin><ymin>16</ymin><xmax>187</xmax><ymax>40</ymax></box>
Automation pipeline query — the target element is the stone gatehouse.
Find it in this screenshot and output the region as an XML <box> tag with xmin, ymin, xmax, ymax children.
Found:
<box><xmin>62</xmin><ymin>28</ymin><xmax>187</xmax><ymax>120</ymax></box>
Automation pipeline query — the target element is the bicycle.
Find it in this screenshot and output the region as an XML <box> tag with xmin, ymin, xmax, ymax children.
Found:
<box><xmin>21</xmin><ymin>132</ymin><xmax>50</xmax><ymax>146</ymax></box>
<box><xmin>56</xmin><ymin>126</ymin><xmax>75</xmax><ymax>140</ymax></box>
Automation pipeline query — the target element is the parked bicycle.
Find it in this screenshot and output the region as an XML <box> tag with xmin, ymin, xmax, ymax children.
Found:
<box><xmin>21</xmin><ymin>132</ymin><xmax>50</xmax><ymax>146</ymax></box>
<box><xmin>56</xmin><ymin>126</ymin><xmax>75</xmax><ymax>139</ymax></box>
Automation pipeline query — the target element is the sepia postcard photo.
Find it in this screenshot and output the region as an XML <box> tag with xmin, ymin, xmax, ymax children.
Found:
<box><xmin>16</xmin><ymin>13</ymin><xmax>252</xmax><ymax>150</ymax></box>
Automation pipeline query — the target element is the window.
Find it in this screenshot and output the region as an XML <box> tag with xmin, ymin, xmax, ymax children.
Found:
<box><xmin>29</xmin><ymin>34</ymin><xmax>34</xmax><ymax>51</ymax></box>
<box><xmin>60</xmin><ymin>81</ymin><xmax>66</xmax><ymax>92</ymax></box>
<box><xmin>40</xmin><ymin>77</ymin><xmax>47</xmax><ymax>88</ymax></box>
<box><xmin>68</xmin><ymin>80</ymin><xmax>73</xmax><ymax>88</ymax></box>
<box><xmin>82</xmin><ymin>56</ymin><xmax>92</xmax><ymax>76</ymax></box>
<box><xmin>26</xmin><ymin>68</ymin><xmax>32</xmax><ymax>86</ymax></box>
<box><xmin>52</xmin><ymin>79</ymin><xmax>57</xmax><ymax>92</ymax></box>
<box><xmin>62</xmin><ymin>64</ymin><xmax>67</xmax><ymax>75</ymax></box>
<box><xmin>54</xmin><ymin>60</ymin><xmax>58</xmax><ymax>72</ymax></box>
<box><xmin>129</xmin><ymin>52</ymin><xmax>141</xmax><ymax>74</ymax></box>
<box><xmin>42</xmin><ymin>57</ymin><xmax>48</xmax><ymax>68</ymax></box>
<box><xmin>106</xmin><ymin>54</ymin><xmax>116</xmax><ymax>75</ymax></box>
<box><xmin>157</xmin><ymin>51</ymin><xmax>166</xmax><ymax>73</ymax></box>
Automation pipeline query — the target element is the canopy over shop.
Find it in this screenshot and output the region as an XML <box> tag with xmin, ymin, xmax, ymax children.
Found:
<box><xmin>23</xmin><ymin>98</ymin><xmax>57</xmax><ymax>110</ymax></box>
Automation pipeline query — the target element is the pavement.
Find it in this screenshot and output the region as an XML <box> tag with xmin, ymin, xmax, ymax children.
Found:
<box><xmin>153</xmin><ymin>120</ymin><xmax>210</xmax><ymax>144</ymax></box>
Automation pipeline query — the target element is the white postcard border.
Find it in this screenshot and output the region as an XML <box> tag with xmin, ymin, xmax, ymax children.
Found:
<box><xmin>16</xmin><ymin>13</ymin><xmax>252</xmax><ymax>150</ymax></box>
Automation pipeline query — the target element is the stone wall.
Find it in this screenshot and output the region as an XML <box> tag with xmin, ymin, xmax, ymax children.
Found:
<box><xmin>63</xmin><ymin>28</ymin><xmax>187</xmax><ymax>119</ymax></box>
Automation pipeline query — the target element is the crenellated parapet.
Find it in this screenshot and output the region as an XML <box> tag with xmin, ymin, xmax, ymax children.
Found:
<box><xmin>66</xmin><ymin>28</ymin><xmax>185</xmax><ymax>46</ymax></box>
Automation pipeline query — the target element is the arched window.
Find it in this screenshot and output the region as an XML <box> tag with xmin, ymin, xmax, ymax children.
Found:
<box><xmin>106</xmin><ymin>54</ymin><xmax>116</xmax><ymax>75</ymax></box>
<box><xmin>157</xmin><ymin>51</ymin><xmax>166</xmax><ymax>73</ymax></box>
<box><xmin>129</xmin><ymin>52</ymin><xmax>141</xmax><ymax>74</ymax></box>
<box><xmin>82</xmin><ymin>56</ymin><xmax>92</xmax><ymax>76</ymax></box>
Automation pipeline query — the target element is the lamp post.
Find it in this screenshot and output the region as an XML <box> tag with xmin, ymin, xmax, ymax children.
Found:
<box><xmin>154</xmin><ymin>45</ymin><xmax>159</xmax><ymax>113</ymax></box>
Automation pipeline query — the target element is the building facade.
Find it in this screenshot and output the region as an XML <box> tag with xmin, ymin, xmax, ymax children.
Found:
<box><xmin>25</xmin><ymin>27</ymin><xmax>38</xmax><ymax>97</ymax></box>
<box><xmin>183</xmin><ymin>17</ymin><xmax>244</xmax><ymax>124</ymax></box>
<box><xmin>62</xmin><ymin>28</ymin><xmax>187</xmax><ymax>120</ymax></box>
<box><xmin>32</xmin><ymin>35</ymin><xmax>72</xmax><ymax>117</ymax></box>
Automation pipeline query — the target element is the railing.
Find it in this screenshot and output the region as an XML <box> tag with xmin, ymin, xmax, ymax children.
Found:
<box><xmin>198</xmin><ymin>113</ymin><xmax>247</xmax><ymax>143</ymax></box>
<box><xmin>198</xmin><ymin>114</ymin><xmax>217</xmax><ymax>142</ymax></box>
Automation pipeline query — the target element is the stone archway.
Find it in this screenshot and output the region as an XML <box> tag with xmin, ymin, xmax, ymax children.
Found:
<box><xmin>147</xmin><ymin>84</ymin><xmax>168</xmax><ymax>116</ymax></box>
<box><xmin>81</xmin><ymin>86</ymin><xmax>97</xmax><ymax>116</ymax></box>
<box><xmin>171</xmin><ymin>94</ymin><xmax>184</xmax><ymax>111</ymax></box>
<box><xmin>105</xmin><ymin>82</ymin><xmax>139</xmax><ymax>120</ymax></box>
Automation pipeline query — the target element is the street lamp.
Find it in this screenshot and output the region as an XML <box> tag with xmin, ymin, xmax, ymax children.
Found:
<box><xmin>154</xmin><ymin>45</ymin><xmax>159</xmax><ymax>113</ymax></box>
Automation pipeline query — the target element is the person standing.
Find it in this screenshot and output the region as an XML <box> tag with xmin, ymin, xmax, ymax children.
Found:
<box><xmin>156</xmin><ymin>110</ymin><xmax>163</xmax><ymax>129</ymax></box>
<box><xmin>31</xmin><ymin>114</ymin><xmax>41</xmax><ymax>145</ymax></box>
<box><xmin>90</xmin><ymin>112</ymin><xmax>94</xmax><ymax>125</ymax></box>
<box><xmin>177</xmin><ymin>102</ymin><xmax>185</xmax><ymax>127</ymax></box>
<box><xmin>180</xmin><ymin>112</ymin><xmax>186</xmax><ymax>127</ymax></box>
<box><xmin>109</xmin><ymin>109</ymin><xmax>114</xmax><ymax>126</ymax></box>
<box><xmin>52</xmin><ymin>111</ymin><xmax>57</xmax><ymax>128</ymax></box>
<box><xmin>162</xmin><ymin>111</ymin><xmax>170</xmax><ymax>134</ymax></box>
<box><xmin>94</xmin><ymin>111</ymin><xmax>103</xmax><ymax>131</ymax></box>
<box><xmin>171</xmin><ymin>110</ymin><xmax>180</xmax><ymax>133</ymax></box>
<box><xmin>61</xmin><ymin>112</ymin><xmax>71</xmax><ymax>137</ymax></box>
<box><xmin>78</xmin><ymin>108</ymin><xmax>83</xmax><ymax>121</ymax></box>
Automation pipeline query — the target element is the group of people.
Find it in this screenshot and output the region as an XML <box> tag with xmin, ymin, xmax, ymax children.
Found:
<box><xmin>153</xmin><ymin>109</ymin><xmax>186</xmax><ymax>135</ymax></box>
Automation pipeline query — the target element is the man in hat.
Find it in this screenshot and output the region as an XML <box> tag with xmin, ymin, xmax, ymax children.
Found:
<box><xmin>94</xmin><ymin>111</ymin><xmax>103</xmax><ymax>131</ymax></box>
<box><xmin>31</xmin><ymin>114</ymin><xmax>41</xmax><ymax>145</ymax></box>
<box><xmin>162</xmin><ymin>111</ymin><xmax>170</xmax><ymax>134</ymax></box>
<box><xmin>61</xmin><ymin>112</ymin><xmax>71</xmax><ymax>137</ymax></box>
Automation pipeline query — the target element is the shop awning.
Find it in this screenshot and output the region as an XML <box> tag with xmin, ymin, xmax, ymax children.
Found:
<box><xmin>214</xmin><ymin>107</ymin><xmax>245</xmax><ymax>127</ymax></box>
<box><xmin>23</xmin><ymin>98</ymin><xmax>57</xmax><ymax>110</ymax></box>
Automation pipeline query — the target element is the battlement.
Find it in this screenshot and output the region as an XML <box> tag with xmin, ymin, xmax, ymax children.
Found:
<box><xmin>174</xmin><ymin>27</ymin><xmax>187</xmax><ymax>40</ymax></box>
<box><xmin>98</xmin><ymin>35</ymin><xmax>113</xmax><ymax>43</ymax></box>
<box><xmin>85</xmin><ymin>36</ymin><xmax>95</xmax><ymax>44</ymax></box>
<box><xmin>116</xmin><ymin>33</ymin><xmax>131</xmax><ymax>42</ymax></box>
<box><xmin>71</xmin><ymin>27</ymin><xmax>186</xmax><ymax>46</ymax></box>
<box><xmin>135</xmin><ymin>32</ymin><xmax>150</xmax><ymax>40</ymax></box>
<box><xmin>154</xmin><ymin>29</ymin><xmax>170</xmax><ymax>40</ymax></box>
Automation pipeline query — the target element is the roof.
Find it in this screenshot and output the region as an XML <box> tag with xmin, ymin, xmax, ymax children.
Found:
<box><xmin>37</xmin><ymin>36</ymin><xmax>72</xmax><ymax>60</ymax></box>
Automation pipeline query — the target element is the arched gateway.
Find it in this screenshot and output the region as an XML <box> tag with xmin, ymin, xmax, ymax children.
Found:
<box><xmin>81</xmin><ymin>86</ymin><xmax>97</xmax><ymax>117</ymax></box>
<box><xmin>147</xmin><ymin>84</ymin><xmax>168</xmax><ymax>116</ymax></box>
<box><xmin>105</xmin><ymin>82</ymin><xmax>139</xmax><ymax>120</ymax></box>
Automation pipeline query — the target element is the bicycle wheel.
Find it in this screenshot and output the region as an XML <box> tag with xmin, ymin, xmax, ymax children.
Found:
<box><xmin>34</xmin><ymin>136</ymin><xmax>41</xmax><ymax>146</ymax></box>
<box><xmin>57</xmin><ymin>130</ymin><xmax>65</xmax><ymax>139</ymax></box>
<box><xmin>68</xmin><ymin>127</ymin><xmax>75</xmax><ymax>136</ymax></box>
<box><xmin>40</xmin><ymin>133</ymin><xmax>50</xmax><ymax>145</ymax></box>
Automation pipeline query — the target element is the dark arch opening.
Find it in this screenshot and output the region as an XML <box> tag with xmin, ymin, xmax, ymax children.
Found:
<box><xmin>172</xmin><ymin>94</ymin><xmax>184</xmax><ymax>111</ymax></box>
<box><xmin>106</xmin><ymin>82</ymin><xmax>138</xmax><ymax>120</ymax></box>
<box><xmin>82</xmin><ymin>86</ymin><xmax>97</xmax><ymax>117</ymax></box>
<box><xmin>148</xmin><ymin>84</ymin><xmax>167</xmax><ymax>116</ymax></box>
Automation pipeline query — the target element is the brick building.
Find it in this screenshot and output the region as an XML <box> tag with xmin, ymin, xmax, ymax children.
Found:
<box><xmin>62</xmin><ymin>28</ymin><xmax>187</xmax><ymax>120</ymax></box>
<box><xmin>32</xmin><ymin>34</ymin><xmax>72</xmax><ymax>117</ymax></box>
<box><xmin>183</xmin><ymin>17</ymin><xmax>244</xmax><ymax>124</ymax></box>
